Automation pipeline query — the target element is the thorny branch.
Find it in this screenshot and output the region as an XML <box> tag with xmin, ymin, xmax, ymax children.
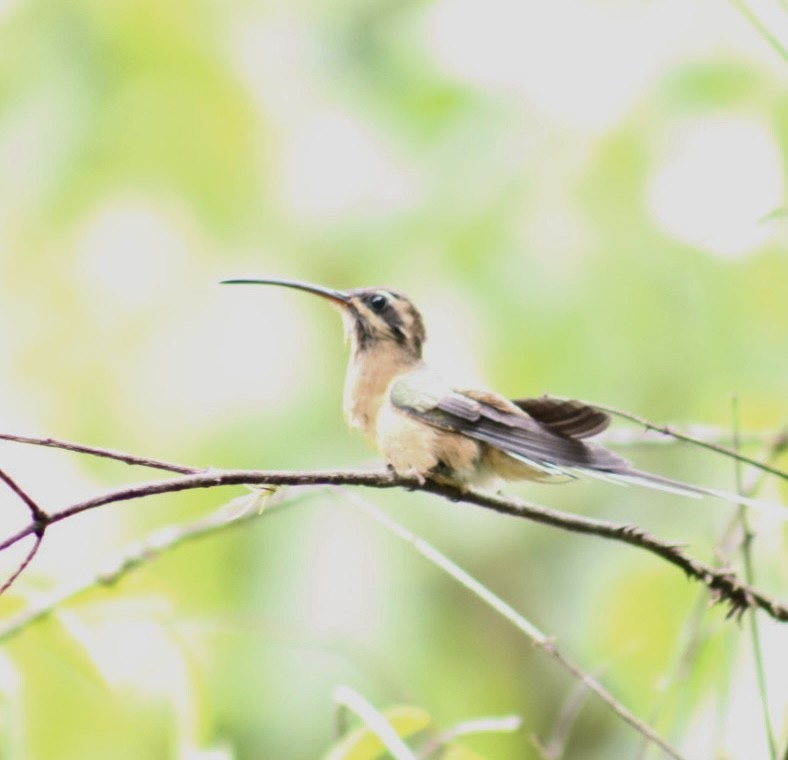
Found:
<box><xmin>0</xmin><ymin>485</ymin><xmax>684</xmax><ymax>759</ymax></box>
<box><xmin>0</xmin><ymin>426</ymin><xmax>785</xmax><ymax>760</ymax></box>
<box><xmin>0</xmin><ymin>432</ymin><xmax>786</xmax><ymax>621</ymax></box>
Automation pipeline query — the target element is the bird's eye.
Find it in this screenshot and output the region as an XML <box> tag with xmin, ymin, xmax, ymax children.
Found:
<box><xmin>368</xmin><ymin>294</ymin><xmax>388</xmax><ymax>312</ymax></box>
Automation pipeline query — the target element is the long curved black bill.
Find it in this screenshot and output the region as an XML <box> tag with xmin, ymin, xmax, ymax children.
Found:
<box><xmin>220</xmin><ymin>278</ymin><xmax>350</xmax><ymax>306</ymax></box>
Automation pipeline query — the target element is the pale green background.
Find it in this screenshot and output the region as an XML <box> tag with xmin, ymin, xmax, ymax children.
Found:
<box><xmin>0</xmin><ymin>0</ymin><xmax>786</xmax><ymax>758</ymax></box>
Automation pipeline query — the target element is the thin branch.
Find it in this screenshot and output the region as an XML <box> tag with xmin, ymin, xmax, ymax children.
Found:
<box><xmin>0</xmin><ymin>482</ymin><xmax>653</xmax><ymax>757</ymax></box>
<box><xmin>0</xmin><ymin>524</ymin><xmax>45</xmax><ymax>554</ymax></box>
<box><xmin>595</xmin><ymin>404</ymin><xmax>788</xmax><ymax>483</ymax></box>
<box><xmin>636</xmin><ymin>419</ymin><xmax>788</xmax><ymax>759</ymax></box>
<box><xmin>0</xmin><ymin>465</ymin><xmax>785</xmax><ymax>621</ymax></box>
<box><xmin>597</xmin><ymin>426</ymin><xmax>771</xmax><ymax>449</ymax></box>
<box><xmin>0</xmin><ymin>534</ymin><xmax>43</xmax><ymax>596</ymax></box>
<box><xmin>0</xmin><ymin>468</ymin><xmax>49</xmax><ymax>595</ymax></box>
<box><xmin>0</xmin><ymin>487</ymin><xmax>300</xmax><ymax>642</ymax></box>
<box><xmin>416</xmin><ymin>480</ymin><xmax>788</xmax><ymax>622</ymax></box>
<box><xmin>0</xmin><ymin>432</ymin><xmax>199</xmax><ymax>475</ymax></box>
<box><xmin>48</xmin><ymin>469</ymin><xmax>398</xmax><ymax>523</ymax></box>
<box><xmin>7</xmin><ymin>414</ymin><xmax>785</xmax><ymax>484</ymax></box>
<box><xmin>340</xmin><ymin>490</ymin><xmax>685</xmax><ymax>760</ymax></box>
<box><xmin>0</xmin><ymin>467</ymin><xmax>48</xmax><ymax>523</ymax></box>
<box><xmin>0</xmin><ymin>477</ymin><xmax>684</xmax><ymax>758</ymax></box>
<box><xmin>731</xmin><ymin>398</ymin><xmax>777</xmax><ymax>760</ymax></box>
<box><xmin>730</xmin><ymin>0</ymin><xmax>788</xmax><ymax>63</ymax></box>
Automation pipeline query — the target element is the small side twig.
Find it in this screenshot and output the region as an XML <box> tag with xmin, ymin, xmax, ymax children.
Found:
<box><xmin>0</xmin><ymin>467</ymin><xmax>48</xmax><ymax>524</ymax></box>
<box><xmin>595</xmin><ymin>404</ymin><xmax>788</xmax><ymax>483</ymax></box>
<box><xmin>0</xmin><ymin>487</ymin><xmax>302</xmax><ymax>642</ymax></box>
<box><xmin>0</xmin><ymin>432</ymin><xmax>199</xmax><ymax>475</ymax></box>
<box><xmin>731</xmin><ymin>398</ymin><xmax>777</xmax><ymax>760</ymax></box>
<box><xmin>0</xmin><ymin>535</ymin><xmax>44</xmax><ymax>596</ymax></box>
<box><xmin>0</xmin><ymin>468</ymin><xmax>49</xmax><ymax>594</ymax></box>
<box><xmin>635</xmin><ymin>422</ymin><xmax>788</xmax><ymax>760</ymax></box>
<box><xmin>339</xmin><ymin>490</ymin><xmax>685</xmax><ymax>760</ymax></box>
<box><xmin>597</xmin><ymin>426</ymin><xmax>770</xmax><ymax>449</ymax></box>
<box><xmin>730</xmin><ymin>0</ymin><xmax>788</xmax><ymax>63</ymax></box>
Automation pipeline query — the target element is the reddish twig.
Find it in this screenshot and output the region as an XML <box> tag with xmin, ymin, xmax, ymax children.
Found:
<box><xmin>0</xmin><ymin>433</ymin><xmax>199</xmax><ymax>474</ymax></box>
<box><xmin>0</xmin><ymin>534</ymin><xmax>44</xmax><ymax>596</ymax></box>
<box><xmin>0</xmin><ymin>462</ymin><xmax>783</xmax><ymax>620</ymax></box>
<box><xmin>0</xmin><ymin>468</ymin><xmax>49</xmax><ymax>594</ymax></box>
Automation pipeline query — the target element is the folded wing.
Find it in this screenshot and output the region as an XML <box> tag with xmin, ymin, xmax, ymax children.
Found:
<box><xmin>390</xmin><ymin>377</ymin><xmax>628</xmax><ymax>474</ymax></box>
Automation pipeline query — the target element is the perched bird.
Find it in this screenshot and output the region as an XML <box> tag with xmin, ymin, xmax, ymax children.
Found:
<box><xmin>221</xmin><ymin>278</ymin><xmax>785</xmax><ymax>514</ymax></box>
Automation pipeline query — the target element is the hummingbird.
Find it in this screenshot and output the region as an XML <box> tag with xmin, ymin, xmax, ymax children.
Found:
<box><xmin>221</xmin><ymin>278</ymin><xmax>786</xmax><ymax>514</ymax></box>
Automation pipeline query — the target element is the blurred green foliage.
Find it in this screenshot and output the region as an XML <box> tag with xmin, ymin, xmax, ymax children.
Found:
<box><xmin>0</xmin><ymin>0</ymin><xmax>786</xmax><ymax>758</ymax></box>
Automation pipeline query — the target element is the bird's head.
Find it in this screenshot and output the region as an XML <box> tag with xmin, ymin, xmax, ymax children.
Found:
<box><xmin>221</xmin><ymin>278</ymin><xmax>426</xmax><ymax>360</ymax></box>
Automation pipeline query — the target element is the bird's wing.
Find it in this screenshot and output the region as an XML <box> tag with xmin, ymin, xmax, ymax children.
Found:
<box><xmin>511</xmin><ymin>395</ymin><xmax>610</xmax><ymax>439</ymax></box>
<box><xmin>389</xmin><ymin>375</ymin><xmax>628</xmax><ymax>472</ymax></box>
<box><xmin>389</xmin><ymin>373</ymin><xmax>788</xmax><ymax>519</ymax></box>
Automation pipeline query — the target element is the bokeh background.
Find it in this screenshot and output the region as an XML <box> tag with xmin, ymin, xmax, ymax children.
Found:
<box><xmin>0</xmin><ymin>0</ymin><xmax>787</xmax><ymax>758</ymax></box>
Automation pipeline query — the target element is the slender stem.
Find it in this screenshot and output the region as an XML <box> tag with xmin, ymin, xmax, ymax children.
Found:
<box><xmin>0</xmin><ymin>468</ymin><xmax>47</xmax><ymax>521</ymax></box>
<box><xmin>0</xmin><ymin>535</ymin><xmax>43</xmax><ymax>596</ymax></box>
<box><xmin>731</xmin><ymin>399</ymin><xmax>777</xmax><ymax>760</ymax></box>
<box><xmin>595</xmin><ymin>404</ymin><xmax>788</xmax><ymax>482</ymax></box>
<box><xmin>0</xmin><ymin>488</ymin><xmax>300</xmax><ymax>642</ymax></box>
<box><xmin>340</xmin><ymin>490</ymin><xmax>686</xmax><ymax>760</ymax></box>
<box><xmin>0</xmin><ymin>524</ymin><xmax>39</xmax><ymax>553</ymax></box>
<box><xmin>637</xmin><ymin>426</ymin><xmax>788</xmax><ymax>759</ymax></box>
<box><xmin>0</xmin><ymin>468</ymin><xmax>49</xmax><ymax>595</ymax></box>
<box><xmin>597</xmin><ymin>426</ymin><xmax>768</xmax><ymax>449</ymax></box>
<box><xmin>730</xmin><ymin>0</ymin><xmax>788</xmax><ymax>63</ymax></box>
<box><xmin>0</xmin><ymin>466</ymin><xmax>784</xmax><ymax>621</ymax></box>
<box><xmin>0</xmin><ymin>433</ymin><xmax>199</xmax><ymax>474</ymax></box>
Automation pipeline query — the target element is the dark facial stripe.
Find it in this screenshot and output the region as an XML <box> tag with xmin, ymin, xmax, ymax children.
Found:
<box><xmin>389</xmin><ymin>325</ymin><xmax>408</xmax><ymax>346</ymax></box>
<box><xmin>353</xmin><ymin>313</ymin><xmax>373</xmax><ymax>351</ymax></box>
<box><xmin>347</xmin><ymin>289</ymin><xmax>426</xmax><ymax>358</ymax></box>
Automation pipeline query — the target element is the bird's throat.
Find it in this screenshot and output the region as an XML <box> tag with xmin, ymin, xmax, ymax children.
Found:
<box><xmin>343</xmin><ymin>342</ymin><xmax>422</xmax><ymax>439</ymax></box>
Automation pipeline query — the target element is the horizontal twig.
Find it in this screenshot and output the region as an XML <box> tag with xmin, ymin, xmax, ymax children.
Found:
<box><xmin>0</xmin><ymin>464</ymin><xmax>785</xmax><ymax>621</ymax></box>
<box><xmin>0</xmin><ymin>432</ymin><xmax>198</xmax><ymax>475</ymax></box>
<box><xmin>0</xmin><ymin>481</ymin><xmax>686</xmax><ymax>759</ymax></box>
